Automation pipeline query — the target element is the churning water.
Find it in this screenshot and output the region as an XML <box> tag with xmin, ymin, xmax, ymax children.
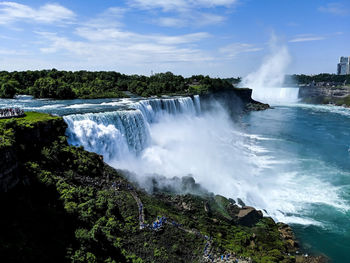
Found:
<box><xmin>1</xmin><ymin>95</ymin><xmax>350</xmax><ymax>262</ymax></box>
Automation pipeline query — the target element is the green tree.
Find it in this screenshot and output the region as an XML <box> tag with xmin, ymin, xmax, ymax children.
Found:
<box><xmin>0</xmin><ymin>80</ymin><xmax>19</xmax><ymax>98</ymax></box>
<box><xmin>55</xmin><ymin>85</ymin><xmax>76</xmax><ymax>99</ymax></box>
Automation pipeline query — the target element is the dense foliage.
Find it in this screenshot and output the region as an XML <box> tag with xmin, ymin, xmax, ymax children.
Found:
<box><xmin>0</xmin><ymin>70</ymin><xmax>235</xmax><ymax>99</ymax></box>
<box><xmin>0</xmin><ymin>113</ymin><xmax>305</xmax><ymax>263</ymax></box>
<box><xmin>291</xmin><ymin>73</ymin><xmax>350</xmax><ymax>84</ymax></box>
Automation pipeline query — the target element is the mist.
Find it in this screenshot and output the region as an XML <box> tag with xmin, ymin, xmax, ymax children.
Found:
<box><xmin>240</xmin><ymin>35</ymin><xmax>299</xmax><ymax>104</ymax></box>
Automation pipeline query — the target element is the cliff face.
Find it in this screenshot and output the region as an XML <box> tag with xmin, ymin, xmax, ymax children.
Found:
<box><xmin>299</xmin><ymin>85</ymin><xmax>350</xmax><ymax>105</ymax></box>
<box><xmin>0</xmin><ymin>112</ymin><xmax>66</xmax><ymax>192</ymax></box>
<box><xmin>199</xmin><ymin>88</ymin><xmax>269</xmax><ymax>116</ymax></box>
<box><xmin>0</xmin><ymin>147</ymin><xmax>18</xmax><ymax>192</ymax></box>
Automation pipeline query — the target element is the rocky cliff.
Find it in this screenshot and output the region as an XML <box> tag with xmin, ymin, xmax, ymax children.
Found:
<box><xmin>199</xmin><ymin>88</ymin><xmax>269</xmax><ymax>116</ymax></box>
<box><xmin>0</xmin><ymin>112</ymin><xmax>66</xmax><ymax>192</ymax></box>
<box><xmin>299</xmin><ymin>85</ymin><xmax>350</xmax><ymax>106</ymax></box>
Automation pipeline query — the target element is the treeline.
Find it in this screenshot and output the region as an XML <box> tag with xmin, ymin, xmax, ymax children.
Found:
<box><xmin>0</xmin><ymin>69</ymin><xmax>234</xmax><ymax>99</ymax></box>
<box><xmin>291</xmin><ymin>73</ymin><xmax>350</xmax><ymax>84</ymax></box>
<box><xmin>222</xmin><ymin>77</ymin><xmax>241</xmax><ymax>85</ymax></box>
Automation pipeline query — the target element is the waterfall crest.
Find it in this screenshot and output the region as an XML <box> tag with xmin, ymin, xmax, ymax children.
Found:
<box><xmin>64</xmin><ymin>96</ymin><xmax>200</xmax><ymax>161</ymax></box>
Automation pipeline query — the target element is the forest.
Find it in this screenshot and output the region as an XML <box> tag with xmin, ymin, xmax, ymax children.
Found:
<box><xmin>0</xmin><ymin>69</ymin><xmax>233</xmax><ymax>99</ymax></box>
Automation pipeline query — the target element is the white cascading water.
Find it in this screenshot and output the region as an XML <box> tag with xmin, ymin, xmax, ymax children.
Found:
<box><xmin>63</xmin><ymin>94</ymin><xmax>346</xmax><ymax>226</ymax></box>
<box><xmin>64</xmin><ymin>96</ymin><xmax>201</xmax><ymax>160</ymax></box>
<box><xmin>240</xmin><ymin>36</ymin><xmax>299</xmax><ymax>104</ymax></box>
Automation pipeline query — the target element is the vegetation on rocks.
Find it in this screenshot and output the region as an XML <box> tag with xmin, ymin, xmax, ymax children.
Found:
<box><xmin>0</xmin><ymin>113</ymin><xmax>320</xmax><ymax>263</ymax></box>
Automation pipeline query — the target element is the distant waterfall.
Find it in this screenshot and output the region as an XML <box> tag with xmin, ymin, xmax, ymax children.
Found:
<box><xmin>64</xmin><ymin>96</ymin><xmax>200</xmax><ymax>161</ymax></box>
<box><xmin>252</xmin><ymin>87</ymin><xmax>300</xmax><ymax>104</ymax></box>
<box><xmin>240</xmin><ymin>36</ymin><xmax>300</xmax><ymax>105</ymax></box>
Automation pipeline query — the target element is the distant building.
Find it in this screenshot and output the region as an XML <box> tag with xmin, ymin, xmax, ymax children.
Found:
<box><xmin>337</xmin><ymin>56</ymin><xmax>350</xmax><ymax>75</ymax></box>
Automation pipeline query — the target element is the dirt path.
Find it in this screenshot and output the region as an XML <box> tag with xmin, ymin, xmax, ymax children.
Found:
<box><xmin>129</xmin><ymin>190</ymin><xmax>146</xmax><ymax>229</ymax></box>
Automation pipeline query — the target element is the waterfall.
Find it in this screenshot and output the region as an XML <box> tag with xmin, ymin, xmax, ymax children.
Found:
<box><xmin>240</xmin><ymin>35</ymin><xmax>300</xmax><ymax>105</ymax></box>
<box><xmin>193</xmin><ymin>95</ymin><xmax>201</xmax><ymax>114</ymax></box>
<box><xmin>64</xmin><ymin>96</ymin><xmax>199</xmax><ymax>161</ymax></box>
<box><xmin>252</xmin><ymin>87</ymin><xmax>300</xmax><ymax>104</ymax></box>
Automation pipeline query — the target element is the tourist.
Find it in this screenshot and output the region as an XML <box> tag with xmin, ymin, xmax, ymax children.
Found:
<box><xmin>0</xmin><ymin>108</ymin><xmax>24</xmax><ymax>118</ymax></box>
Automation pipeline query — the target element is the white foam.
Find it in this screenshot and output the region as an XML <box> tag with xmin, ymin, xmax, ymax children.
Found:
<box><xmin>25</xmin><ymin>104</ymin><xmax>65</xmax><ymax>110</ymax></box>
<box><xmin>101</xmin><ymin>99</ymin><xmax>134</xmax><ymax>107</ymax></box>
<box><xmin>295</xmin><ymin>103</ymin><xmax>350</xmax><ymax>117</ymax></box>
<box><xmin>65</xmin><ymin>103</ymin><xmax>97</xmax><ymax>109</ymax></box>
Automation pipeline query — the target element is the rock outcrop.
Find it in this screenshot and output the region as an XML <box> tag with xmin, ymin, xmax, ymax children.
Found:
<box><xmin>0</xmin><ymin>113</ymin><xmax>66</xmax><ymax>192</ymax></box>
<box><xmin>277</xmin><ymin>222</ymin><xmax>299</xmax><ymax>250</ymax></box>
<box><xmin>236</xmin><ymin>206</ymin><xmax>263</xmax><ymax>227</ymax></box>
<box><xmin>299</xmin><ymin>85</ymin><xmax>350</xmax><ymax>105</ymax></box>
<box><xmin>199</xmin><ymin>88</ymin><xmax>269</xmax><ymax>116</ymax></box>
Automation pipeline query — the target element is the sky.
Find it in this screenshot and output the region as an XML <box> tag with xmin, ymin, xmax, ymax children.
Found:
<box><xmin>0</xmin><ymin>0</ymin><xmax>349</xmax><ymax>77</ymax></box>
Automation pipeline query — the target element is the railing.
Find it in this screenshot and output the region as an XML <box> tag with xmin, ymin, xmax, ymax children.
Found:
<box><xmin>0</xmin><ymin>108</ymin><xmax>25</xmax><ymax>119</ymax></box>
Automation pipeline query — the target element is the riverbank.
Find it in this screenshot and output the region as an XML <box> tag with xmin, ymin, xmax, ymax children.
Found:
<box><xmin>299</xmin><ymin>85</ymin><xmax>350</xmax><ymax>107</ymax></box>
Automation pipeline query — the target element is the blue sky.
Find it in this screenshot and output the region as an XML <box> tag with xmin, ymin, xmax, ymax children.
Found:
<box><xmin>0</xmin><ymin>0</ymin><xmax>349</xmax><ymax>77</ymax></box>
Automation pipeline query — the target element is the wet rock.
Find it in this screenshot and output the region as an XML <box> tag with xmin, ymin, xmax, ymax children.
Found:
<box><xmin>228</xmin><ymin>198</ymin><xmax>236</xmax><ymax>205</ymax></box>
<box><xmin>236</xmin><ymin>206</ymin><xmax>263</xmax><ymax>227</ymax></box>
<box><xmin>237</xmin><ymin>198</ymin><xmax>246</xmax><ymax>207</ymax></box>
<box><xmin>277</xmin><ymin>222</ymin><xmax>299</xmax><ymax>250</ymax></box>
<box><xmin>296</xmin><ymin>255</ymin><xmax>329</xmax><ymax>263</ymax></box>
<box><xmin>245</xmin><ymin>102</ymin><xmax>270</xmax><ymax>111</ymax></box>
<box><xmin>226</xmin><ymin>203</ymin><xmax>241</xmax><ymax>219</ymax></box>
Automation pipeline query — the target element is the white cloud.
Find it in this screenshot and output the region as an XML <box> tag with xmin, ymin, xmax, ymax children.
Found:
<box><xmin>36</xmin><ymin>28</ymin><xmax>212</xmax><ymax>67</ymax></box>
<box><xmin>157</xmin><ymin>12</ymin><xmax>225</xmax><ymax>27</ymax></box>
<box><xmin>128</xmin><ymin>0</ymin><xmax>236</xmax><ymax>27</ymax></box>
<box><xmin>0</xmin><ymin>2</ymin><xmax>75</xmax><ymax>25</ymax></box>
<box><xmin>219</xmin><ymin>43</ymin><xmax>263</xmax><ymax>58</ymax></box>
<box><xmin>128</xmin><ymin>0</ymin><xmax>237</xmax><ymax>11</ymax></box>
<box><xmin>25</xmin><ymin>5</ymin><xmax>214</xmax><ymax>70</ymax></box>
<box><xmin>82</xmin><ymin>7</ymin><xmax>126</xmax><ymax>29</ymax></box>
<box><xmin>74</xmin><ymin>26</ymin><xmax>210</xmax><ymax>44</ymax></box>
<box><xmin>0</xmin><ymin>48</ymin><xmax>28</xmax><ymax>55</ymax></box>
<box><xmin>0</xmin><ymin>3</ymin><xmax>240</xmax><ymax>75</ymax></box>
<box><xmin>128</xmin><ymin>0</ymin><xmax>186</xmax><ymax>11</ymax></box>
<box><xmin>289</xmin><ymin>35</ymin><xmax>325</xmax><ymax>43</ymax></box>
<box><xmin>318</xmin><ymin>3</ymin><xmax>349</xmax><ymax>16</ymax></box>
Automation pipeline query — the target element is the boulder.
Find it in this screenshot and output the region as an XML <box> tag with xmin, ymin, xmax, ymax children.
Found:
<box><xmin>237</xmin><ymin>206</ymin><xmax>263</xmax><ymax>226</ymax></box>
